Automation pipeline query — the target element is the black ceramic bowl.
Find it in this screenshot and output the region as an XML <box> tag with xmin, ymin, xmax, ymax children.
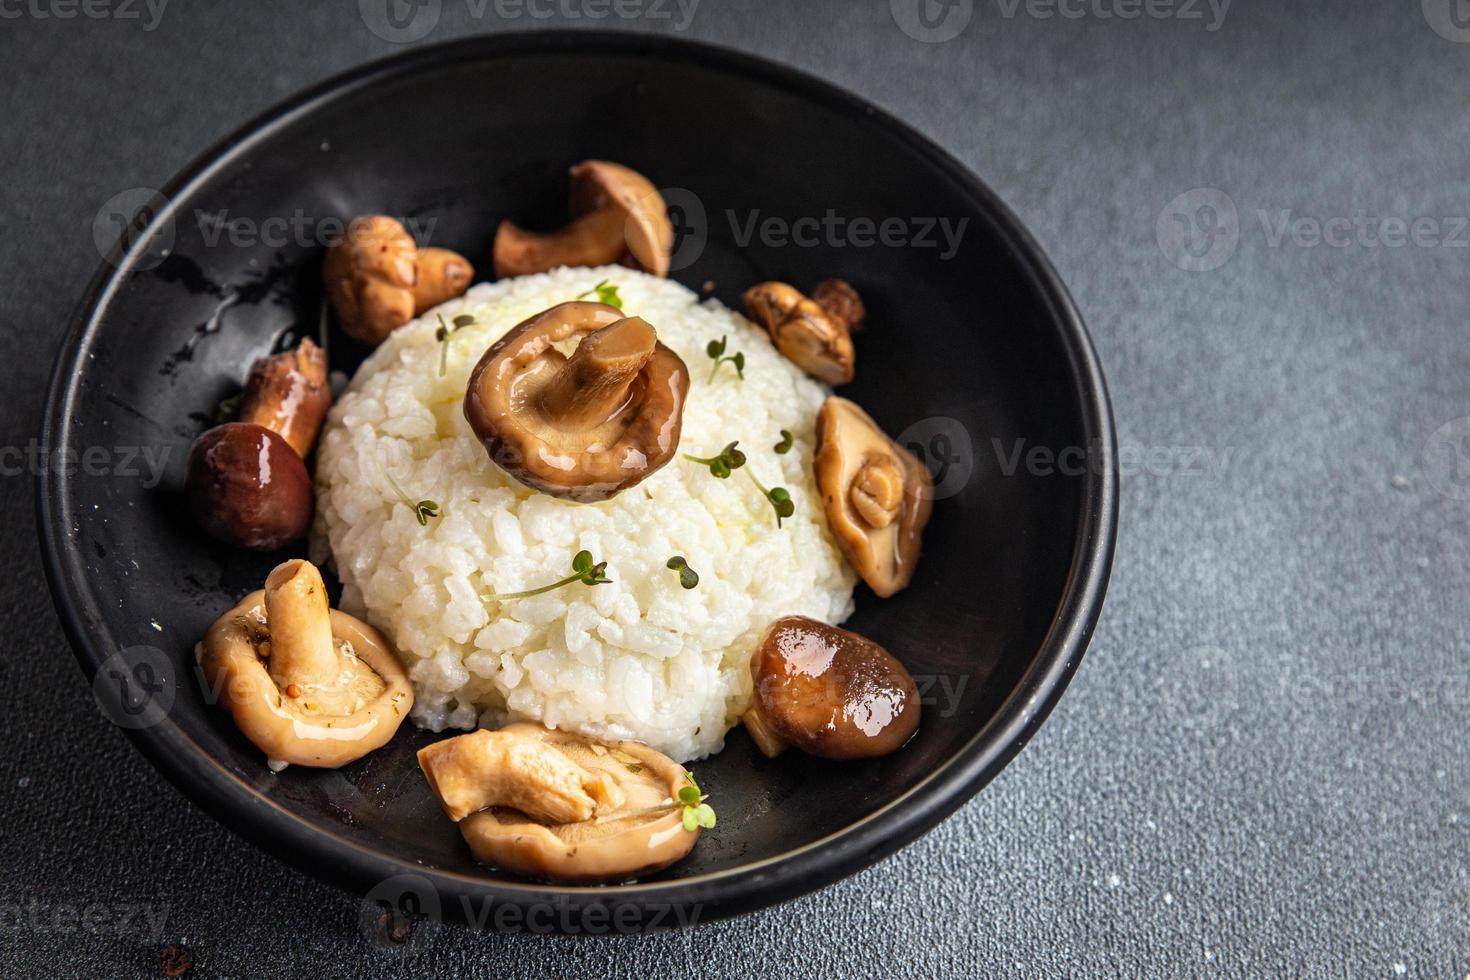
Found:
<box><xmin>37</xmin><ymin>32</ymin><xmax>1115</xmax><ymax>930</ymax></box>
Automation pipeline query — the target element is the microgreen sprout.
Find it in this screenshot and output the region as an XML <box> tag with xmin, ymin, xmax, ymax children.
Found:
<box><xmin>682</xmin><ymin>441</ymin><xmax>747</xmax><ymax>479</ymax></box>
<box><xmin>704</xmin><ymin>335</ymin><xmax>745</xmax><ymax>382</ymax></box>
<box><xmin>666</xmin><ymin>555</ymin><xmax>699</xmax><ymax>590</ymax></box>
<box><xmin>678</xmin><ymin>771</ymin><xmax>716</xmax><ymax>832</ymax></box>
<box><xmin>575</xmin><ymin>279</ymin><xmax>624</xmax><ymax>309</ymax></box>
<box><xmin>381</xmin><ymin>468</ymin><xmax>440</xmax><ymax>526</ymax></box>
<box><xmin>482</xmin><ymin>549</ymin><xmax>612</xmax><ymax>603</ymax></box>
<box><xmin>436</xmin><ymin>313</ymin><xmax>476</xmax><ymax>377</ymax></box>
<box><xmin>213</xmin><ymin>392</ymin><xmax>243</xmax><ymax>426</ymax></box>
<box><xmin>773</xmin><ymin>429</ymin><xmax>794</xmax><ymax>454</ymax></box>
<box><xmin>747</xmin><ymin>470</ymin><xmax>794</xmax><ymax>528</ymax></box>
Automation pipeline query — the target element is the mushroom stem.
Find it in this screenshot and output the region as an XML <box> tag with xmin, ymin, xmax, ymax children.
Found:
<box><xmin>264</xmin><ymin>559</ymin><xmax>340</xmax><ymax>690</ymax></box>
<box><xmin>493</xmin><ymin>208</ymin><xmax>627</xmax><ymax>278</ymax></box>
<box><xmin>537</xmin><ymin>317</ymin><xmax>657</xmax><ymax>431</ymax></box>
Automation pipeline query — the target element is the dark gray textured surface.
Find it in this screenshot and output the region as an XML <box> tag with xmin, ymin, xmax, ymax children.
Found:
<box><xmin>4</xmin><ymin>1</ymin><xmax>1468</xmax><ymax>976</ymax></box>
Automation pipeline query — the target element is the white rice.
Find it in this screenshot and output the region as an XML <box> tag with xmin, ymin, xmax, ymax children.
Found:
<box><xmin>311</xmin><ymin>267</ymin><xmax>856</xmax><ymax>761</ymax></box>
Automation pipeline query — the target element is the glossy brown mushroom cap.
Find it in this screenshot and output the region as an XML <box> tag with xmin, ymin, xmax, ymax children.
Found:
<box><xmin>745</xmin><ymin>616</ymin><xmax>920</xmax><ymax>760</ymax></box>
<box><xmin>813</xmin><ymin>397</ymin><xmax>933</xmax><ymax>597</ymax></box>
<box><xmin>463</xmin><ymin>301</ymin><xmax>689</xmax><ymax>502</ymax></box>
<box><xmin>185</xmin><ymin>423</ymin><xmax>313</xmax><ymax>550</ymax></box>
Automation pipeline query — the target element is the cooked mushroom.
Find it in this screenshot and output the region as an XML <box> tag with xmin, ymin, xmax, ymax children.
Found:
<box><xmin>236</xmin><ymin>338</ymin><xmax>331</xmax><ymax>458</ymax></box>
<box><xmin>742</xmin><ymin>280</ymin><xmax>864</xmax><ymax>385</ymax></box>
<box><xmin>324</xmin><ymin>216</ymin><xmax>474</xmax><ymax>344</ymax></box>
<box><xmin>186</xmin><ymin>338</ymin><xmax>332</xmax><ymax>550</ymax></box>
<box><xmin>421</xmin><ymin>722</ymin><xmax>700</xmax><ymax>883</ymax></box>
<box><xmin>412</xmin><ymin>246</ymin><xmax>475</xmax><ymax>316</ymax></box>
<box><xmin>814</xmin><ymin>397</ymin><xmax>933</xmax><ymax>597</ymax></box>
<box><xmin>197</xmin><ymin>559</ymin><xmax>413</xmax><ymax>770</ymax></box>
<box><xmin>463</xmin><ymin>301</ymin><xmax>689</xmax><ymax>502</ymax></box>
<box><xmin>810</xmin><ymin>278</ymin><xmax>866</xmax><ymax>332</ymax></box>
<box><xmin>186</xmin><ymin>423</ymin><xmax>313</xmax><ymax>550</ymax></box>
<box><xmin>493</xmin><ymin>161</ymin><xmax>673</xmax><ymax>279</ymax></box>
<box><xmin>743</xmin><ymin>616</ymin><xmax>920</xmax><ymax>760</ymax></box>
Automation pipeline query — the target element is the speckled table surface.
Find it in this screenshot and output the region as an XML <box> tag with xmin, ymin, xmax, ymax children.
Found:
<box><xmin>5</xmin><ymin>1</ymin><xmax>1469</xmax><ymax>976</ymax></box>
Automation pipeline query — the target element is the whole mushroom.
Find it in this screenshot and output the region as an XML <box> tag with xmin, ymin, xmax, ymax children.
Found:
<box><xmin>813</xmin><ymin>396</ymin><xmax>933</xmax><ymax>597</ymax></box>
<box><xmin>743</xmin><ymin>616</ymin><xmax>920</xmax><ymax>760</ymax></box>
<box><xmin>197</xmin><ymin>559</ymin><xmax>413</xmax><ymax>770</ymax></box>
<box><xmin>463</xmin><ymin>301</ymin><xmax>689</xmax><ymax>502</ymax></box>
<box><xmin>742</xmin><ymin>279</ymin><xmax>865</xmax><ymax>385</ymax></box>
<box><xmin>419</xmin><ymin>722</ymin><xmax>702</xmax><ymax>883</ymax></box>
<box><xmin>324</xmin><ymin>215</ymin><xmax>475</xmax><ymax>345</ymax></box>
<box><xmin>185</xmin><ymin>338</ymin><xmax>330</xmax><ymax>550</ymax></box>
<box><xmin>493</xmin><ymin>161</ymin><xmax>673</xmax><ymax>279</ymax></box>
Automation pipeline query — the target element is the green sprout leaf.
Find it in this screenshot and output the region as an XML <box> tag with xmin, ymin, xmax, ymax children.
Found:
<box><xmin>747</xmin><ymin>470</ymin><xmax>795</xmax><ymax>528</ymax></box>
<box><xmin>682</xmin><ymin>441</ymin><xmax>747</xmax><ymax>479</ymax></box>
<box><xmin>213</xmin><ymin>392</ymin><xmax>243</xmax><ymax>426</ymax></box>
<box><xmin>576</xmin><ymin>279</ymin><xmax>623</xmax><ymax>309</ymax></box>
<box><xmin>381</xmin><ymin>468</ymin><xmax>440</xmax><ymax>526</ymax></box>
<box><xmin>676</xmin><ymin>771</ymin><xmax>715</xmax><ymax>833</ymax></box>
<box><xmin>436</xmin><ymin>313</ymin><xmax>476</xmax><ymax>377</ymax></box>
<box><xmin>666</xmin><ymin>556</ymin><xmax>700</xmax><ymax>590</ymax></box>
<box><xmin>705</xmin><ymin>335</ymin><xmax>745</xmax><ymax>382</ymax></box>
<box><xmin>482</xmin><ymin>550</ymin><xmax>612</xmax><ymax>603</ymax></box>
<box><xmin>774</xmin><ymin>429</ymin><xmax>794</xmax><ymax>454</ymax></box>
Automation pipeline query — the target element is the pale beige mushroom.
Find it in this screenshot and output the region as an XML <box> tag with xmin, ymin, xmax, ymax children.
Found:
<box><xmin>324</xmin><ymin>216</ymin><xmax>474</xmax><ymax>345</ymax></box>
<box><xmin>197</xmin><ymin>559</ymin><xmax>413</xmax><ymax>770</ymax></box>
<box><xmin>463</xmin><ymin>301</ymin><xmax>689</xmax><ymax>502</ymax></box>
<box><xmin>412</xmin><ymin>247</ymin><xmax>475</xmax><ymax>316</ymax></box>
<box><xmin>419</xmin><ymin>728</ymin><xmax>625</xmax><ymax>824</ymax></box>
<box><xmin>742</xmin><ymin>280</ymin><xmax>864</xmax><ymax>385</ymax></box>
<box><xmin>420</xmin><ymin>723</ymin><xmax>700</xmax><ymax>883</ymax></box>
<box><xmin>814</xmin><ymin>397</ymin><xmax>933</xmax><ymax>597</ymax></box>
<box><xmin>493</xmin><ymin>161</ymin><xmax>673</xmax><ymax>278</ymax></box>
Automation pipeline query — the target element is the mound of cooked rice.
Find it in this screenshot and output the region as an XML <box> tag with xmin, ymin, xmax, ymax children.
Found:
<box><xmin>311</xmin><ymin>267</ymin><xmax>856</xmax><ymax>761</ymax></box>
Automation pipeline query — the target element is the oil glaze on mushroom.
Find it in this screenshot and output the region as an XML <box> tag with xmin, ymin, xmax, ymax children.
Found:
<box><xmin>463</xmin><ymin>301</ymin><xmax>689</xmax><ymax>502</ymax></box>
<box><xmin>420</xmin><ymin>722</ymin><xmax>700</xmax><ymax>883</ymax></box>
<box><xmin>197</xmin><ymin>559</ymin><xmax>413</xmax><ymax>770</ymax></box>
<box><xmin>185</xmin><ymin>338</ymin><xmax>329</xmax><ymax>550</ymax></box>
<box><xmin>493</xmin><ymin>161</ymin><xmax>674</xmax><ymax>279</ymax></box>
<box><xmin>814</xmin><ymin>396</ymin><xmax>933</xmax><ymax>597</ymax></box>
<box><xmin>742</xmin><ymin>279</ymin><xmax>865</xmax><ymax>385</ymax></box>
<box><xmin>743</xmin><ymin>616</ymin><xmax>920</xmax><ymax>760</ymax></box>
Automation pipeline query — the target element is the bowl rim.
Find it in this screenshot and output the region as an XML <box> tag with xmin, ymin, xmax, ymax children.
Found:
<box><xmin>36</xmin><ymin>29</ymin><xmax>1118</xmax><ymax>928</ymax></box>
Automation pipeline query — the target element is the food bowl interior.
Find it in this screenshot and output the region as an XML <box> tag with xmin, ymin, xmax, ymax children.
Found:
<box><xmin>46</xmin><ymin>37</ymin><xmax>1101</xmax><ymax>898</ymax></box>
